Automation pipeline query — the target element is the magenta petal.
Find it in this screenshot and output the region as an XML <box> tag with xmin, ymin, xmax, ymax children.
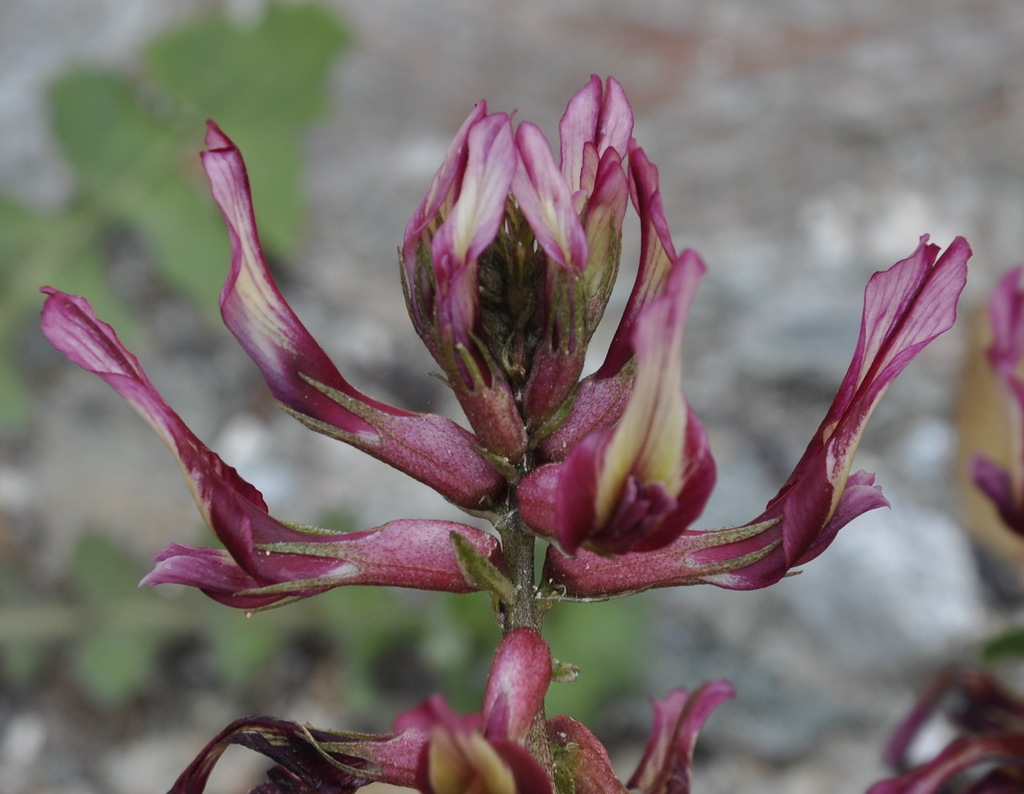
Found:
<box><xmin>41</xmin><ymin>289</ymin><xmax>501</xmax><ymax>605</ymax></box>
<box><xmin>167</xmin><ymin>716</ymin><xmax>426</xmax><ymax>794</ymax></box>
<box><xmin>597</xmin><ymin>144</ymin><xmax>679</xmax><ymax>380</ymax></box>
<box><xmin>202</xmin><ymin>123</ymin><xmax>504</xmax><ymax>509</ymax></box>
<box><xmin>628</xmin><ymin>681</ymin><xmax>734</xmax><ymax>794</ymax></box>
<box><xmin>203</xmin><ymin>122</ymin><xmax>383</xmax><ymax>433</ymax></box>
<box><xmin>559</xmin><ymin>74</ymin><xmax>634</xmax><ymax>196</ymax></box>
<box><xmin>766</xmin><ymin>235</ymin><xmax>969</xmax><ymax>565</ymax></box>
<box><xmin>402</xmin><ymin>102</ymin><xmax>490</xmax><ymax>331</ymax></box>
<box><xmin>868</xmin><ymin>734</ymin><xmax>1024</xmax><ymax>794</ymax></box>
<box><xmin>971</xmin><ymin>267</ymin><xmax>1024</xmax><ymax>535</ymax></box>
<box><xmin>144</xmin><ymin>520</ymin><xmax>502</xmax><ymax>607</ymax></box>
<box><xmin>513</xmin><ymin>121</ymin><xmax>588</xmax><ymax>272</ymax></box>
<box><xmin>430</xmin><ymin>113</ymin><xmax>516</xmax><ymax>292</ymax></box>
<box><xmin>482</xmin><ymin>628</ymin><xmax>551</xmax><ymax>744</ymax></box>
<box><xmin>542</xmin><ymin>252</ymin><xmax>714</xmax><ymax>555</ymax></box>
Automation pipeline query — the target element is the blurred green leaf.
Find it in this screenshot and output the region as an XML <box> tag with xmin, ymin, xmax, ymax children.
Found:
<box><xmin>72</xmin><ymin>531</ymin><xmax>144</xmax><ymax>607</ymax></box>
<box><xmin>50</xmin><ymin>70</ymin><xmax>178</xmax><ymax>198</ymax></box>
<box><xmin>209</xmin><ymin>607</ymin><xmax>285</xmax><ymax>691</ymax></box>
<box><xmin>73</xmin><ymin>621</ymin><xmax>163</xmax><ymax>705</ymax></box>
<box><xmin>0</xmin><ymin>349</ymin><xmax>32</xmax><ymax>429</ymax></box>
<box><xmin>982</xmin><ymin>627</ymin><xmax>1024</xmax><ymax>663</ymax></box>
<box><xmin>544</xmin><ymin>597</ymin><xmax>651</xmax><ymax>724</ymax></box>
<box><xmin>144</xmin><ymin>1</ymin><xmax>350</xmax><ymax>253</ymax></box>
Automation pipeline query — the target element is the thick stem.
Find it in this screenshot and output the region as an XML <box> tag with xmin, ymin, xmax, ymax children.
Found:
<box><xmin>496</xmin><ymin>502</ymin><xmax>554</xmax><ymax>776</ymax></box>
<box><xmin>498</xmin><ymin>505</ymin><xmax>540</xmax><ymax>635</ymax></box>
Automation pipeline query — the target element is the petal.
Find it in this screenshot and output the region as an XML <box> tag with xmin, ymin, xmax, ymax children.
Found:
<box><xmin>41</xmin><ymin>290</ymin><xmax>501</xmax><ymax>604</ymax></box>
<box><xmin>868</xmin><ymin>734</ymin><xmax>1024</xmax><ymax>794</ymax></box>
<box><xmin>144</xmin><ymin>520</ymin><xmax>503</xmax><ymax>607</ymax></box>
<box><xmin>596</xmin><ymin>144</ymin><xmax>679</xmax><ymax>380</ymax></box>
<box><xmin>431</xmin><ymin>113</ymin><xmax>516</xmax><ymax>290</ymax></box>
<box><xmin>547</xmin><ymin>716</ymin><xmax>626</xmax><ymax>794</ymax></box>
<box><xmin>559</xmin><ymin>75</ymin><xmax>634</xmax><ymax>196</ymax></box>
<box><xmin>973</xmin><ymin>267</ymin><xmax>1024</xmax><ymax>531</ymax></box>
<box><xmin>403</xmin><ymin>102</ymin><xmax>490</xmax><ymax>330</ymax></box>
<box><xmin>627</xmin><ymin>681</ymin><xmax>734</xmax><ymax>794</ymax></box>
<box><xmin>482</xmin><ymin>628</ymin><xmax>551</xmax><ymax>744</ymax></box>
<box><xmin>167</xmin><ymin>716</ymin><xmax>426</xmax><ymax>794</ymax></box>
<box><xmin>512</xmin><ymin>121</ymin><xmax>588</xmax><ymax>272</ymax></box>
<box><xmin>546</xmin><ymin>252</ymin><xmax>715</xmax><ymax>554</ymax></box>
<box><xmin>202</xmin><ymin>123</ymin><xmax>505</xmax><ymax>509</ymax></box>
<box><xmin>766</xmin><ymin>235</ymin><xmax>970</xmax><ymax>565</ymax></box>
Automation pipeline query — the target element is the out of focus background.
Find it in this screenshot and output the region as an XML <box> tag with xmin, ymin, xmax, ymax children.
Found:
<box><xmin>2</xmin><ymin>1</ymin><xmax>1024</xmax><ymax>792</ymax></box>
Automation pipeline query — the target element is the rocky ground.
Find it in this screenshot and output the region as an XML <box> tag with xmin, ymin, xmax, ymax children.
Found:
<box><xmin>3</xmin><ymin>0</ymin><xmax>1024</xmax><ymax>792</ymax></box>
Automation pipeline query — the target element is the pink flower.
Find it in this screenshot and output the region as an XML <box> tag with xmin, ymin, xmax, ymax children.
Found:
<box><xmin>519</xmin><ymin>249</ymin><xmax>715</xmax><ymax>555</ymax></box>
<box><xmin>397</xmin><ymin>629</ymin><xmax>553</xmax><ymax>794</ymax></box>
<box><xmin>203</xmin><ymin>122</ymin><xmax>506</xmax><ymax>511</ymax></box>
<box><xmin>40</xmin><ymin>289</ymin><xmax>501</xmax><ymax>608</ymax></box>
<box><xmin>545</xmin><ymin>236</ymin><xmax>970</xmax><ymax>594</ymax></box>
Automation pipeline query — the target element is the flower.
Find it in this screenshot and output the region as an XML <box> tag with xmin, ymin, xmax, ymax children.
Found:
<box><xmin>519</xmin><ymin>248</ymin><xmax>715</xmax><ymax>555</ymax></box>
<box><xmin>204</xmin><ymin>122</ymin><xmax>505</xmax><ymax>511</ymax></box>
<box><xmin>40</xmin><ymin>288</ymin><xmax>501</xmax><ymax>608</ymax></box>
<box><xmin>544</xmin><ymin>235</ymin><xmax>970</xmax><ymax>595</ymax></box>
<box><xmin>397</xmin><ymin>628</ymin><xmax>554</xmax><ymax>794</ymax></box>
<box><xmin>970</xmin><ymin>266</ymin><xmax>1024</xmax><ymax>535</ymax></box>
<box><xmin>401</xmin><ymin>75</ymin><xmax>635</xmax><ymax>454</ymax></box>
<box><xmin>166</xmin><ymin>627</ymin><xmax>733</xmax><ymax>794</ymax></box>
<box><xmin>547</xmin><ymin>680</ymin><xmax>733</xmax><ymax>794</ymax></box>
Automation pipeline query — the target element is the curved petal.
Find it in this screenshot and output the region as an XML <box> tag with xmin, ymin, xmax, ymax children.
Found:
<box><xmin>143</xmin><ymin>519</ymin><xmax>502</xmax><ymax>608</ymax></box>
<box><xmin>868</xmin><ymin>734</ymin><xmax>1024</xmax><ymax>794</ymax></box>
<box><xmin>403</xmin><ymin>102</ymin><xmax>490</xmax><ymax>332</ymax></box>
<box><xmin>971</xmin><ymin>267</ymin><xmax>1024</xmax><ymax>534</ymax></box>
<box><xmin>764</xmin><ymin>235</ymin><xmax>970</xmax><ymax>566</ymax></box>
<box><xmin>513</xmin><ymin>121</ymin><xmax>588</xmax><ymax>273</ymax></box>
<box><xmin>627</xmin><ymin>681</ymin><xmax>734</xmax><ymax>794</ymax></box>
<box><xmin>537</xmin><ymin>252</ymin><xmax>714</xmax><ymax>555</ymax></box>
<box><xmin>482</xmin><ymin>628</ymin><xmax>551</xmax><ymax>745</ymax></box>
<box><xmin>202</xmin><ymin>122</ymin><xmax>504</xmax><ymax>509</ymax></box>
<box><xmin>167</xmin><ymin>716</ymin><xmax>426</xmax><ymax>794</ymax></box>
<box><xmin>559</xmin><ymin>74</ymin><xmax>634</xmax><ymax>197</ymax></box>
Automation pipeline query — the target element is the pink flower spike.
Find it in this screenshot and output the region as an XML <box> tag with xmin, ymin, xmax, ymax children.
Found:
<box><xmin>970</xmin><ymin>266</ymin><xmax>1024</xmax><ymax>535</ymax></box>
<box><xmin>512</xmin><ymin>121</ymin><xmax>588</xmax><ymax>273</ymax></box>
<box><xmin>202</xmin><ymin>122</ymin><xmax>504</xmax><ymax>509</ymax></box>
<box><xmin>628</xmin><ymin>681</ymin><xmax>734</xmax><ymax>794</ymax></box>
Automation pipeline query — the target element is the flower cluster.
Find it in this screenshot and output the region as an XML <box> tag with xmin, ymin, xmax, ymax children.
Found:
<box><xmin>41</xmin><ymin>76</ymin><xmax>971</xmax><ymax>792</ymax></box>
